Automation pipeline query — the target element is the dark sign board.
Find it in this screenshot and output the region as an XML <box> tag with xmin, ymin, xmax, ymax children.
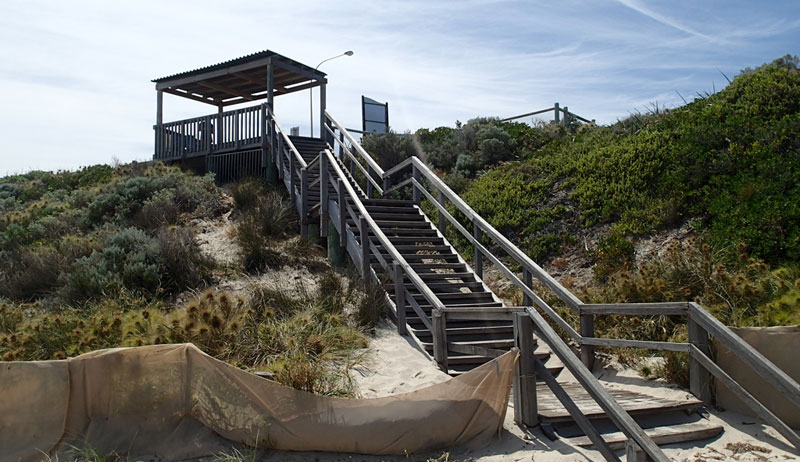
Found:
<box><xmin>362</xmin><ymin>96</ymin><xmax>389</xmax><ymax>134</ymax></box>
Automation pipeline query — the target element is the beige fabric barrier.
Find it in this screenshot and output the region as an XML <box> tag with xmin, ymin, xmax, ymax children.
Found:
<box><xmin>714</xmin><ymin>326</ymin><xmax>800</xmax><ymax>429</ymax></box>
<box><xmin>0</xmin><ymin>344</ymin><xmax>518</xmax><ymax>461</ymax></box>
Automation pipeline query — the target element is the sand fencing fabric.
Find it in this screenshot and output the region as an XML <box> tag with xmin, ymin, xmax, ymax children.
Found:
<box><xmin>715</xmin><ymin>326</ymin><xmax>800</xmax><ymax>429</ymax></box>
<box><xmin>0</xmin><ymin>343</ymin><xmax>518</xmax><ymax>461</ymax></box>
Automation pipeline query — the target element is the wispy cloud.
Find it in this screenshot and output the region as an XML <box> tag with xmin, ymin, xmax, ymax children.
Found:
<box><xmin>0</xmin><ymin>0</ymin><xmax>798</xmax><ymax>174</ymax></box>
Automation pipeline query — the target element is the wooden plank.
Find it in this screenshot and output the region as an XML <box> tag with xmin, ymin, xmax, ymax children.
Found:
<box><xmin>690</xmin><ymin>344</ymin><xmax>800</xmax><ymax>450</ymax></box>
<box><xmin>568</xmin><ymin>422</ymin><xmax>724</xmax><ymax>450</ymax></box>
<box><xmin>688</xmin><ymin>302</ymin><xmax>800</xmax><ymax>410</ymax></box>
<box><xmin>579</xmin><ymin>337</ymin><xmax>690</xmax><ymax>352</ymax></box>
<box><xmin>449</xmin><ymin>342</ymin><xmax>505</xmax><ymax>358</ymax></box>
<box><xmin>536</xmin><ymin>382</ymin><xmax>702</xmax><ymax>421</ymax></box>
<box><xmin>534</xmin><ymin>357</ymin><xmax>620</xmax><ymax>462</ymax></box>
<box><xmin>579</xmin><ymin>303</ymin><xmax>688</xmax><ymax>316</ymax></box>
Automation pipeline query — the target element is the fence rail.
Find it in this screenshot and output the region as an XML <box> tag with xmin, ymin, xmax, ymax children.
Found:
<box><xmin>501</xmin><ymin>102</ymin><xmax>595</xmax><ymax>125</ymax></box>
<box><xmin>154</xmin><ymin>104</ymin><xmax>266</xmax><ymax>160</ymax></box>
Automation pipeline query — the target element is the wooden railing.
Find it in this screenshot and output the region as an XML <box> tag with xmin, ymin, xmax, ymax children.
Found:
<box><xmin>265</xmin><ymin>111</ymin><xmax>800</xmax><ymax>460</ymax></box>
<box><xmin>501</xmin><ymin>102</ymin><xmax>595</xmax><ymax>125</ymax></box>
<box><xmin>381</xmin><ymin>155</ymin><xmax>800</xmax><ymax>457</ymax></box>
<box><xmin>154</xmin><ymin>104</ymin><xmax>266</xmax><ymax>160</ymax></box>
<box><xmin>323</xmin><ymin>110</ymin><xmax>385</xmax><ymax>197</ymax></box>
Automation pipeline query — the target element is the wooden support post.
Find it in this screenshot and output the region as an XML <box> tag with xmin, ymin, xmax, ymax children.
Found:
<box><xmin>437</xmin><ymin>189</ymin><xmax>446</xmax><ymax>235</ymax></box>
<box><xmin>412</xmin><ymin>164</ymin><xmax>421</xmax><ymax>205</ymax></box>
<box><xmin>300</xmin><ymin>168</ymin><xmax>309</xmax><ymax>237</ymax></box>
<box><xmin>580</xmin><ymin>311</ymin><xmax>595</xmax><ymax>370</ymax></box>
<box><xmin>394</xmin><ymin>263</ymin><xmax>407</xmax><ymax>335</ymax></box>
<box><xmin>513</xmin><ymin>312</ymin><xmax>538</xmax><ymax>427</ymax></box>
<box><xmin>337</xmin><ymin>179</ymin><xmax>346</xmax><ymax>248</ymax></box>
<box><xmin>625</xmin><ymin>441</ymin><xmax>648</xmax><ymax>462</ymax></box>
<box><xmin>359</xmin><ymin>217</ymin><xmax>370</xmax><ymax>278</ymax></box>
<box><xmin>320</xmin><ymin>152</ymin><xmax>329</xmax><ymax>238</ymax></box>
<box><xmin>553</xmin><ymin>102</ymin><xmax>560</xmax><ymax>124</ymax></box>
<box><xmin>156</xmin><ymin>89</ymin><xmax>163</xmax><ymax>126</ymax></box>
<box><xmin>563</xmin><ymin>106</ymin><xmax>569</xmax><ymax>126</ymax></box>
<box><xmin>523</xmin><ymin>268</ymin><xmax>532</xmax><ymax>306</ymax></box>
<box><xmin>338</xmin><ymin>132</ymin><xmax>345</xmax><ymax>162</ymax></box>
<box><xmin>383</xmin><ymin>176</ymin><xmax>391</xmax><ymax>197</ymax></box>
<box><xmin>473</xmin><ymin>223</ymin><xmax>483</xmax><ymax>279</ymax></box>
<box><xmin>366</xmin><ymin>165</ymin><xmax>374</xmax><ymax>198</ymax></box>
<box><xmin>327</xmin><ymin>220</ymin><xmax>345</xmax><ymax>266</ymax></box>
<box><xmin>432</xmin><ymin>309</ymin><xmax>448</xmax><ymax>372</ymax></box>
<box><xmin>234</xmin><ymin>111</ymin><xmax>240</xmax><ymax>148</ymax></box>
<box><xmin>290</xmin><ymin>152</ymin><xmax>297</xmax><ymax>204</ymax></box>
<box><xmin>319</xmin><ymin>83</ymin><xmax>327</xmax><ymax>141</ymax></box>
<box><xmin>688</xmin><ymin>312</ymin><xmax>713</xmax><ymax>404</ymax></box>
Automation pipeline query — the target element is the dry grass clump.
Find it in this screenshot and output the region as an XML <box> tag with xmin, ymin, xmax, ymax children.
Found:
<box><xmin>231</xmin><ymin>180</ymin><xmax>298</xmax><ymax>272</ymax></box>
<box><xmin>0</xmin><ymin>270</ymin><xmax>376</xmax><ymax>397</ymax></box>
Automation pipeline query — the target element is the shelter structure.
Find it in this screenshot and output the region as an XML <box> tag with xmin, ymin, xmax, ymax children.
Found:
<box><xmin>152</xmin><ymin>50</ymin><xmax>327</xmax><ymax>180</ymax></box>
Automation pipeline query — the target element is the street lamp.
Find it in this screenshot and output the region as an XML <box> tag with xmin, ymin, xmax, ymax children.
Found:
<box><xmin>310</xmin><ymin>50</ymin><xmax>353</xmax><ymax>137</ymax></box>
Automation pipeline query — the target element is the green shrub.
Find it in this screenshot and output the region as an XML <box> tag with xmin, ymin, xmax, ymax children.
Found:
<box><xmin>592</xmin><ymin>231</ymin><xmax>635</xmax><ymax>281</ymax></box>
<box><xmin>361</xmin><ymin>130</ymin><xmax>420</xmax><ymax>170</ymax></box>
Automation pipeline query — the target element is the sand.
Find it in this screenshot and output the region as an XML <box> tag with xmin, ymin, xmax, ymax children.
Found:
<box><xmin>339</xmin><ymin>322</ymin><xmax>799</xmax><ymax>462</ymax></box>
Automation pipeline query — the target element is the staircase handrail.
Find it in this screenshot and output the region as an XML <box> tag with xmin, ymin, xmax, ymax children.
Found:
<box><xmin>324</xmin><ymin>110</ymin><xmax>385</xmax><ymax>177</ymax></box>
<box><xmin>382</xmin><ymin>155</ymin><xmax>800</xmax><ymax>454</ymax></box>
<box><xmin>316</xmin><ymin>148</ymin><xmax>446</xmax><ymax>332</ymax></box>
<box><xmin>384</xmin><ymin>156</ymin><xmax>583</xmax><ymax>311</ymax></box>
<box><xmin>268</xmin><ymin>109</ymin><xmax>307</xmax><ymax>169</ymax></box>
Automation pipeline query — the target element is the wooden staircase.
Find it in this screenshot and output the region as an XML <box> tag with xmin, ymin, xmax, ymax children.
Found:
<box><xmin>279</xmin><ymin>115</ymin><xmax>800</xmax><ymax>460</ymax></box>
<box><xmin>290</xmin><ymin>135</ymin><xmax>565</xmax><ymax>378</ymax></box>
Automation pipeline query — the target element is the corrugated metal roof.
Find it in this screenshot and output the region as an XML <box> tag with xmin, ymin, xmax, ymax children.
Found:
<box><xmin>151</xmin><ymin>49</ymin><xmax>325</xmax><ymax>83</ymax></box>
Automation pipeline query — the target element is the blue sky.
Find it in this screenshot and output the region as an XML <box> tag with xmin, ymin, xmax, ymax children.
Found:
<box><xmin>0</xmin><ymin>0</ymin><xmax>798</xmax><ymax>175</ymax></box>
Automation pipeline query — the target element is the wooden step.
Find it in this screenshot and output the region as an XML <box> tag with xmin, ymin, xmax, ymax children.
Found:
<box><xmin>565</xmin><ymin>422</ymin><xmax>724</xmax><ymax>450</ymax></box>
<box><xmin>348</xmin><ymin>220</ymin><xmax>432</xmax><ymax>229</ymax></box>
<box><xmin>536</xmin><ymin>382</ymin><xmax>704</xmax><ymax>423</ymax></box>
<box><xmin>410</xmin><ymin>262</ymin><xmax>467</xmax><ymax>270</ymax></box>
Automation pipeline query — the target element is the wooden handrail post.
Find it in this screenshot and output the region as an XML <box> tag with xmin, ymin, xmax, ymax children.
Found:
<box><xmin>383</xmin><ymin>176</ymin><xmax>391</xmax><ymax>197</ymax></box>
<box><xmin>277</xmin><ymin>135</ymin><xmax>284</xmax><ymax>179</ymax></box>
<box><xmin>412</xmin><ymin>164</ymin><xmax>421</xmax><ymax>205</ymax></box>
<box><xmin>514</xmin><ymin>312</ymin><xmax>538</xmax><ymax>426</ymax></box>
<box><xmin>338</xmin><ymin>131</ymin><xmax>345</xmax><ymax>162</ymax></box>
<box><xmin>320</xmin><ymin>152</ymin><xmax>329</xmax><ymax>238</ymax></box>
<box><xmin>359</xmin><ymin>216</ymin><xmax>370</xmax><ymax>278</ymax></box>
<box><xmin>523</xmin><ymin>268</ymin><xmax>533</xmax><ymax>306</ymax></box>
<box><xmin>437</xmin><ymin>189</ymin><xmax>447</xmax><ymax>235</ymax></box>
<box><xmin>394</xmin><ymin>263</ymin><xmax>407</xmax><ymax>335</ymax></box>
<box><xmin>563</xmin><ymin>106</ymin><xmax>569</xmax><ymax>126</ymax></box>
<box><xmin>337</xmin><ymin>179</ymin><xmax>347</xmax><ymax>248</ymax></box>
<box><xmin>366</xmin><ymin>165</ymin><xmax>374</xmax><ymax>197</ymax></box>
<box><xmin>580</xmin><ymin>310</ymin><xmax>595</xmax><ymax>370</ymax></box>
<box><xmin>234</xmin><ymin>110</ymin><xmax>240</xmax><ymax>148</ymax></box>
<box><xmin>432</xmin><ymin>309</ymin><xmax>448</xmax><ymax>372</ymax></box>
<box><xmin>688</xmin><ymin>308</ymin><xmax>713</xmax><ymax>404</ymax></box>
<box><xmin>473</xmin><ymin>223</ymin><xmax>483</xmax><ymax>279</ymax></box>
<box><xmin>290</xmin><ymin>152</ymin><xmax>297</xmax><ymax>204</ymax></box>
<box><xmin>300</xmin><ymin>168</ymin><xmax>309</xmax><ymax>237</ymax></box>
<box><xmin>553</xmin><ymin>102</ymin><xmax>560</xmax><ymax>124</ymax></box>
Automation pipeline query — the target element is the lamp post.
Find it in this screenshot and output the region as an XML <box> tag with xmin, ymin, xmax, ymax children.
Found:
<box><xmin>310</xmin><ymin>50</ymin><xmax>353</xmax><ymax>137</ymax></box>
